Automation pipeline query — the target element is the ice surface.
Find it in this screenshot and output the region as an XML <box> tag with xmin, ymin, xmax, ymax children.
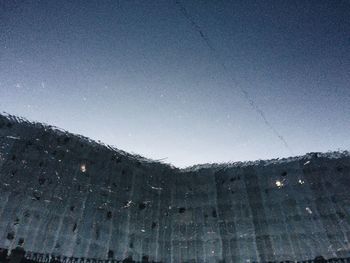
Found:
<box><xmin>0</xmin><ymin>113</ymin><xmax>350</xmax><ymax>262</ymax></box>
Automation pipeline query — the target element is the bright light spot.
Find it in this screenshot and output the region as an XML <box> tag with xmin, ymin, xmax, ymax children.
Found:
<box><xmin>306</xmin><ymin>207</ymin><xmax>312</xmax><ymax>214</ymax></box>
<box><xmin>304</xmin><ymin>161</ymin><xmax>311</xmax><ymax>165</ymax></box>
<box><xmin>80</xmin><ymin>164</ymin><xmax>86</xmax><ymax>173</ymax></box>
<box><xmin>275</xmin><ymin>180</ymin><xmax>283</xmax><ymax>188</ymax></box>
<box><xmin>298</xmin><ymin>179</ymin><xmax>305</xmax><ymax>184</ymax></box>
<box><xmin>141</xmin><ymin>229</ymin><xmax>145</xmax><ymax>233</ymax></box>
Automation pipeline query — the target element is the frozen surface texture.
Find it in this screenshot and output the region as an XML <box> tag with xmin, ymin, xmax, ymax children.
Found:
<box><xmin>0</xmin><ymin>113</ymin><xmax>350</xmax><ymax>262</ymax></box>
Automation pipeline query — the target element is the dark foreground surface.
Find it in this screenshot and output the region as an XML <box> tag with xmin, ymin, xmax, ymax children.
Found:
<box><xmin>1</xmin><ymin>114</ymin><xmax>350</xmax><ymax>262</ymax></box>
<box><xmin>0</xmin><ymin>247</ymin><xmax>348</xmax><ymax>263</ymax></box>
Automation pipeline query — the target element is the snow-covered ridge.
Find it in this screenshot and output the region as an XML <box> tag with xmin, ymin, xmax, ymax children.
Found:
<box><xmin>0</xmin><ymin>112</ymin><xmax>173</xmax><ymax>168</ymax></box>
<box><xmin>1</xmin><ymin>112</ymin><xmax>349</xmax><ymax>171</ymax></box>
<box><xmin>0</xmin><ymin>112</ymin><xmax>175</xmax><ymax>168</ymax></box>
<box><xmin>184</xmin><ymin>150</ymin><xmax>350</xmax><ymax>172</ymax></box>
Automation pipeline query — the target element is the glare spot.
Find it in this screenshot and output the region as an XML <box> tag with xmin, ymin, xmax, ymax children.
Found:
<box><xmin>304</xmin><ymin>161</ymin><xmax>311</xmax><ymax>165</ymax></box>
<box><xmin>298</xmin><ymin>179</ymin><xmax>305</xmax><ymax>184</ymax></box>
<box><xmin>306</xmin><ymin>207</ymin><xmax>312</xmax><ymax>214</ymax></box>
<box><xmin>275</xmin><ymin>180</ymin><xmax>283</xmax><ymax>188</ymax></box>
<box><xmin>80</xmin><ymin>164</ymin><xmax>86</xmax><ymax>173</ymax></box>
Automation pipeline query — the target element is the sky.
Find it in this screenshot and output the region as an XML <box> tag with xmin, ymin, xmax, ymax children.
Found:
<box><xmin>0</xmin><ymin>0</ymin><xmax>349</xmax><ymax>167</ymax></box>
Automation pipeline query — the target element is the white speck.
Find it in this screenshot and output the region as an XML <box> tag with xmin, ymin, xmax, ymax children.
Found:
<box><xmin>275</xmin><ymin>180</ymin><xmax>283</xmax><ymax>188</ymax></box>
<box><xmin>141</xmin><ymin>229</ymin><xmax>145</xmax><ymax>233</ymax></box>
<box><xmin>6</xmin><ymin>136</ymin><xmax>20</xmax><ymax>140</ymax></box>
<box><xmin>150</xmin><ymin>185</ymin><xmax>163</xmax><ymax>191</ymax></box>
<box><xmin>298</xmin><ymin>179</ymin><xmax>305</xmax><ymax>184</ymax></box>
<box><xmin>306</xmin><ymin>207</ymin><xmax>312</xmax><ymax>214</ymax></box>
<box><xmin>304</xmin><ymin>161</ymin><xmax>311</xmax><ymax>165</ymax></box>
<box><xmin>124</xmin><ymin>200</ymin><xmax>133</xmax><ymax>208</ymax></box>
<box><xmin>80</xmin><ymin>164</ymin><xmax>86</xmax><ymax>173</ymax></box>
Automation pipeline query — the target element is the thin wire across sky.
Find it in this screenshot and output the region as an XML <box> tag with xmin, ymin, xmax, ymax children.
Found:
<box><xmin>175</xmin><ymin>0</ymin><xmax>294</xmax><ymax>155</ymax></box>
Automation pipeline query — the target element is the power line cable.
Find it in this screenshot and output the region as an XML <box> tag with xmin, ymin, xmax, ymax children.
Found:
<box><xmin>175</xmin><ymin>0</ymin><xmax>293</xmax><ymax>154</ymax></box>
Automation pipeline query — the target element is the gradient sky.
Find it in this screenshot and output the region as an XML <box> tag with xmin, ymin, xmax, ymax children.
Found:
<box><xmin>1</xmin><ymin>0</ymin><xmax>349</xmax><ymax>167</ymax></box>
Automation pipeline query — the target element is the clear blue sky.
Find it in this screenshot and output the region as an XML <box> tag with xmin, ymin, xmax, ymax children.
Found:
<box><xmin>1</xmin><ymin>0</ymin><xmax>349</xmax><ymax>167</ymax></box>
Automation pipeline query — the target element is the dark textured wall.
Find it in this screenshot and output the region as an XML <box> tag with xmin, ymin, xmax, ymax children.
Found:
<box><xmin>0</xmin><ymin>114</ymin><xmax>350</xmax><ymax>262</ymax></box>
